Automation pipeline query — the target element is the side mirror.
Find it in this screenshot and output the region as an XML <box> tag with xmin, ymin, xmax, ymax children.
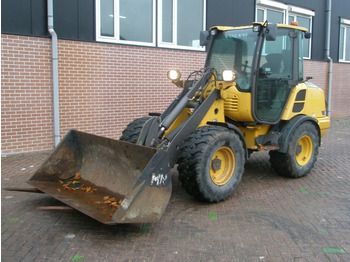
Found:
<box><xmin>305</xmin><ymin>32</ymin><xmax>311</xmax><ymax>39</ymax></box>
<box><xmin>200</xmin><ymin>31</ymin><xmax>210</xmax><ymax>46</ymax></box>
<box><xmin>305</xmin><ymin>76</ymin><xmax>313</xmax><ymax>81</ymax></box>
<box><xmin>266</xmin><ymin>24</ymin><xmax>277</xmax><ymax>41</ymax></box>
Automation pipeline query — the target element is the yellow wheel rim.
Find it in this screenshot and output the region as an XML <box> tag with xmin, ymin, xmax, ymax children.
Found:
<box><xmin>210</xmin><ymin>146</ymin><xmax>235</xmax><ymax>186</ymax></box>
<box><xmin>295</xmin><ymin>135</ymin><xmax>313</xmax><ymax>166</ymax></box>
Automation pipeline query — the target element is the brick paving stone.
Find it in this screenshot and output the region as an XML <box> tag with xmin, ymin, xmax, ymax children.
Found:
<box><xmin>2</xmin><ymin>118</ymin><xmax>350</xmax><ymax>261</ymax></box>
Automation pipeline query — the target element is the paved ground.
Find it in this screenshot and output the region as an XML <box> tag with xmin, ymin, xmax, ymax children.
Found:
<box><xmin>2</xmin><ymin>118</ymin><xmax>350</xmax><ymax>262</ymax></box>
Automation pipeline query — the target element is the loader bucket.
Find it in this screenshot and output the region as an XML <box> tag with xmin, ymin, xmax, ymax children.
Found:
<box><xmin>28</xmin><ymin>130</ymin><xmax>172</xmax><ymax>224</ymax></box>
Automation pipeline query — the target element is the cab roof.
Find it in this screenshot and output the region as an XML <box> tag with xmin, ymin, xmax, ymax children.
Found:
<box><xmin>211</xmin><ymin>22</ymin><xmax>308</xmax><ymax>32</ymax></box>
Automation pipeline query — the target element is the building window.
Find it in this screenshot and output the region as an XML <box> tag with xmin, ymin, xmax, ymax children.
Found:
<box><xmin>339</xmin><ymin>18</ymin><xmax>350</xmax><ymax>63</ymax></box>
<box><xmin>256</xmin><ymin>0</ymin><xmax>314</xmax><ymax>59</ymax></box>
<box><xmin>288</xmin><ymin>6</ymin><xmax>314</xmax><ymax>59</ymax></box>
<box><xmin>158</xmin><ymin>0</ymin><xmax>206</xmax><ymax>50</ymax></box>
<box><xmin>96</xmin><ymin>0</ymin><xmax>156</xmax><ymax>46</ymax></box>
<box><xmin>99</xmin><ymin>0</ymin><xmax>114</xmax><ymax>37</ymax></box>
<box><xmin>96</xmin><ymin>0</ymin><xmax>205</xmax><ymax>50</ymax></box>
<box><xmin>256</xmin><ymin>7</ymin><xmax>285</xmax><ymax>24</ymax></box>
<box><xmin>256</xmin><ymin>0</ymin><xmax>287</xmax><ymax>24</ymax></box>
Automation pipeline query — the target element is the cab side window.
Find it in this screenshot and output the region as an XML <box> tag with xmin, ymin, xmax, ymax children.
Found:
<box><xmin>256</xmin><ymin>28</ymin><xmax>294</xmax><ymax>122</ymax></box>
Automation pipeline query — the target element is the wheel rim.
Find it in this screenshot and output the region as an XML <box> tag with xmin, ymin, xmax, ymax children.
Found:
<box><xmin>295</xmin><ymin>135</ymin><xmax>313</xmax><ymax>166</ymax></box>
<box><xmin>210</xmin><ymin>146</ymin><xmax>235</xmax><ymax>186</ymax></box>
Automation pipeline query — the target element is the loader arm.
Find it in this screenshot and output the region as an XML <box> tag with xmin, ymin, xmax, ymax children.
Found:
<box><xmin>137</xmin><ymin>68</ymin><xmax>222</xmax><ymax>166</ymax></box>
<box><xmin>164</xmin><ymin>87</ymin><xmax>221</xmax><ymax>166</ymax></box>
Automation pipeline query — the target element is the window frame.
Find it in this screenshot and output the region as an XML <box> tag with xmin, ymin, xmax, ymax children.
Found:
<box><xmin>339</xmin><ymin>18</ymin><xmax>350</xmax><ymax>63</ymax></box>
<box><xmin>255</xmin><ymin>0</ymin><xmax>314</xmax><ymax>59</ymax></box>
<box><xmin>288</xmin><ymin>6</ymin><xmax>314</xmax><ymax>60</ymax></box>
<box><xmin>256</xmin><ymin>0</ymin><xmax>287</xmax><ymax>24</ymax></box>
<box><xmin>96</xmin><ymin>0</ymin><xmax>206</xmax><ymax>51</ymax></box>
<box><xmin>96</xmin><ymin>0</ymin><xmax>156</xmax><ymax>47</ymax></box>
<box><xmin>157</xmin><ymin>0</ymin><xmax>206</xmax><ymax>51</ymax></box>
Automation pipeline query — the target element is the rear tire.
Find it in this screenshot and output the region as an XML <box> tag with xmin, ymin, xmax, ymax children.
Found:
<box><xmin>269</xmin><ymin>121</ymin><xmax>319</xmax><ymax>178</ymax></box>
<box><xmin>177</xmin><ymin>126</ymin><xmax>245</xmax><ymax>202</ymax></box>
<box><xmin>120</xmin><ymin>117</ymin><xmax>151</xmax><ymax>143</ymax></box>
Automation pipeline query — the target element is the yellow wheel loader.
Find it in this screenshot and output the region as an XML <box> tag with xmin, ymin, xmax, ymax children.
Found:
<box><xmin>7</xmin><ymin>23</ymin><xmax>330</xmax><ymax>224</ymax></box>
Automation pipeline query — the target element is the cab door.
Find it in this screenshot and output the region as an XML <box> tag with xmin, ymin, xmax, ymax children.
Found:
<box><xmin>255</xmin><ymin>28</ymin><xmax>299</xmax><ymax>123</ymax></box>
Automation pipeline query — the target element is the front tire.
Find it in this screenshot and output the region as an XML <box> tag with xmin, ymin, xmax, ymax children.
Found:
<box><xmin>269</xmin><ymin>121</ymin><xmax>319</xmax><ymax>178</ymax></box>
<box><xmin>120</xmin><ymin>117</ymin><xmax>151</xmax><ymax>143</ymax></box>
<box><xmin>177</xmin><ymin>126</ymin><xmax>245</xmax><ymax>202</ymax></box>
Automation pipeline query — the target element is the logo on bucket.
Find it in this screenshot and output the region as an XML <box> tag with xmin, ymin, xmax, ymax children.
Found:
<box><xmin>150</xmin><ymin>173</ymin><xmax>169</xmax><ymax>187</ymax></box>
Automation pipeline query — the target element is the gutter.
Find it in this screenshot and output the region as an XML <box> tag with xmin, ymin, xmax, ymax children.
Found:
<box><xmin>325</xmin><ymin>0</ymin><xmax>333</xmax><ymax>118</ymax></box>
<box><xmin>47</xmin><ymin>0</ymin><xmax>60</xmax><ymax>146</ymax></box>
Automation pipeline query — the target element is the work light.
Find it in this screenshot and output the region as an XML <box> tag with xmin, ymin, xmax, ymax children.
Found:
<box><xmin>167</xmin><ymin>70</ymin><xmax>181</xmax><ymax>81</ymax></box>
<box><xmin>222</xmin><ymin>70</ymin><xmax>237</xmax><ymax>81</ymax></box>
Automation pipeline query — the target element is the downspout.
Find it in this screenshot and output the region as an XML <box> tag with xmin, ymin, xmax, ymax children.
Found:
<box><xmin>47</xmin><ymin>0</ymin><xmax>60</xmax><ymax>146</ymax></box>
<box><xmin>325</xmin><ymin>0</ymin><xmax>333</xmax><ymax>118</ymax></box>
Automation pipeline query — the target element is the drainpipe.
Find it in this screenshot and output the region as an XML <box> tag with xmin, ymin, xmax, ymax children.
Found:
<box><xmin>325</xmin><ymin>0</ymin><xmax>333</xmax><ymax>118</ymax></box>
<box><xmin>47</xmin><ymin>0</ymin><xmax>60</xmax><ymax>146</ymax></box>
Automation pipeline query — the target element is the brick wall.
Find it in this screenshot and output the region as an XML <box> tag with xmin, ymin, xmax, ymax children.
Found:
<box><xmin>1</xmin><ymin>34</ymin><xmax>206</xmax><ymax>154</ymax></box>
<box><xmin>2</xmin><ymin>34</ymin><xmax>350</xmax><ymax>154</ymax></box>
<box><xmin>304</xmin><ymin>60</ymin><xmax>329</xmax><ymax>92</ymax></box>
<box><xmin>330</xmin><ymin>62</ymin><xmax>350</xmax><ymax>119</ymax></box>
<box><xmin>57</xmin><ymin>40</ymin><xmax>205</xmax><ymax>140</ymax></box>
<box><xmin>304</xmin><ymin>60</ymin><xmax>350</xmax><ymax>119</ymax></box>
<box><xmin>1</xmin><ymin>35</ymin><xmax>54</xmax><ymax>154</ymax></box>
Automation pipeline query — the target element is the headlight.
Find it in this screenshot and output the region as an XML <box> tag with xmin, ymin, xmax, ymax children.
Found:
<box><xmin>222</xmin><ymin>70</ymin><xmax>237</xmax><ymax>81</ymax></box>
<box><xmin>167</xmin><ymin>69</ymin><xmax>181</xmax><ymax>81</ymax></box>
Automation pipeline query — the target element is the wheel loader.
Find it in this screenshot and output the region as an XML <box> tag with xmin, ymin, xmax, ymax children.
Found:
<box><xmin>7</xmin><ymin>22</ymin><xmax>330</xmax><ymax>224</ymax></box>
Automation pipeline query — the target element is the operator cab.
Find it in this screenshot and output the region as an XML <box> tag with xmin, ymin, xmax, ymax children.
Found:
<box><xmin>203</xmin><ymin>23</ymin><xmax>309</xmax><ymax>124</ymax></box>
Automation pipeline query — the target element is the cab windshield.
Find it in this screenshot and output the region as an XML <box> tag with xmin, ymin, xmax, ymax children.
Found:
<box><xmin>207</xmin><ymin>28</ymin><xmax>259</xmax><ymax>90</ymax></box>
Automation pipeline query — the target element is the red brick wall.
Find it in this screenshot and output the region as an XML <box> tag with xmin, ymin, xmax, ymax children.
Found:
<box><xmin>57</xmin><ymin>40</ymin><xmax>205</xmax><ymax>140</ymax></box>
<box><xmin>1</xmin><ymin>34</ymin><xmax>206</xmax><ymax>154</ymax></box>
<box><xmin>2</xmin><ymin>34</ymin><xmax>350</xmax><ymax>154</ymax></box>
<box><xmin>304</xmin><ymin>60</ymin><xmax>350</xmax><ymax>119</ymax></box>
<box><xmin>1</xmin><ymin>35</ymin><xmax>54</xmax><ymax>154</ymax></box>
<box><xmin>330</xmin><ymin>62</ymin><xmax>350</xmax><ymax>119</ymax></box>
<box><xmin>304</xmin><ymin>60</ymin><xmax>329</xmax><ymax>92</ymax></box>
